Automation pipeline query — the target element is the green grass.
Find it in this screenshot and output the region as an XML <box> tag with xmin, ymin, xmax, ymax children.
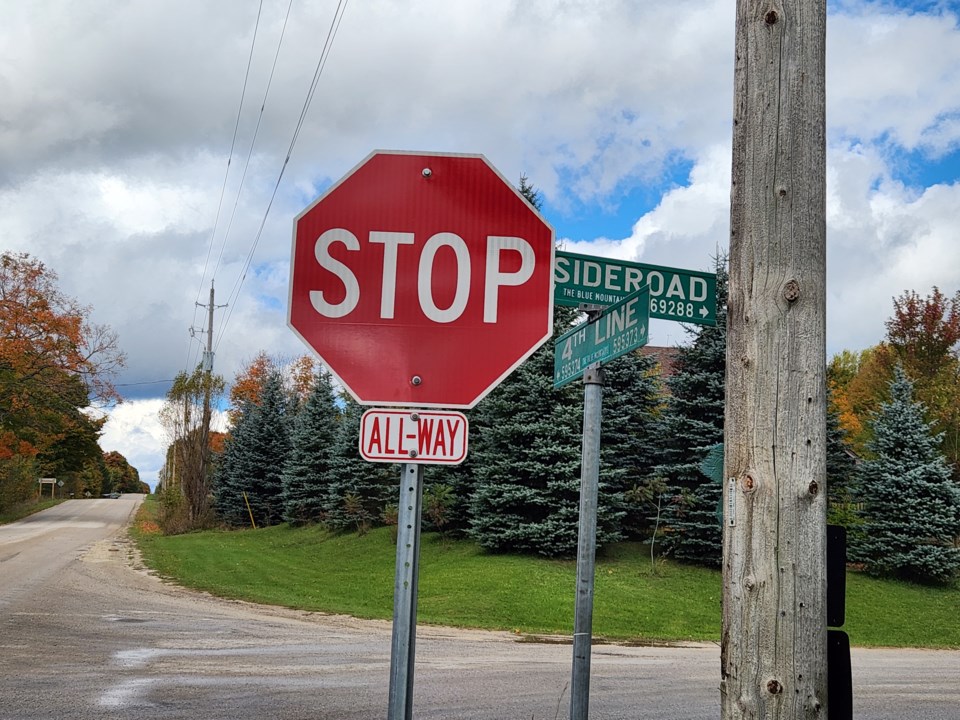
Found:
<box><xmin>133</xmin><ymin>518</ymin><xmax>960</xmax><ymax>648</ymax></box>
<box><xmin>0</xmin><ymin>497</ymin><xmax>65</xmax><ymax>525</ymax></box>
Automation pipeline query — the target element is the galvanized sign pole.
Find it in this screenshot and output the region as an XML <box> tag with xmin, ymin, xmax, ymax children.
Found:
<box><xmin>560</xmin><ymin>295</ymin><xmax>648</xmax><ymax>718</ymax></box>
<box><xmin>570</xmin><ymin>357</ymin><xmax>604</xmax><ymax>720</ymax></box>
<box><xmin>388</xmin><ymin>463</ymin><xmax>424</xmax><ymax>720</ymax></box>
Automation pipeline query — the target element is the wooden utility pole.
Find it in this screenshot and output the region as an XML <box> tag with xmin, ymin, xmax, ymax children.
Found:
<box><xmin>192</xmin><ymin>280</ymin><xmax>224</xmax><ymax>524</ymax></box>
<box><xmin>722</xmin><ymin>1</ymin><xmax>827</xmax><ymax>719</ymax></box>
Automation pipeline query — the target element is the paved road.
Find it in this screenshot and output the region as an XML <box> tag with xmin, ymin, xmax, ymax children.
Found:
<box><xmin>1</xmin><ymin>497</ymin><xmax>958</xmax><ymax>719</ymax></box>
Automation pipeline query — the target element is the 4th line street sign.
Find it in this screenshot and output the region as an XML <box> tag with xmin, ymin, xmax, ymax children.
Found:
<box><xmin>554</xmin><ymin>250</ymin><xmax>717</xmax><ymax>326</ymax></box>
<box><xmin>554</xmin><ymin>284</ymin><xmax>650</xmax><ymax>389</ymax></box>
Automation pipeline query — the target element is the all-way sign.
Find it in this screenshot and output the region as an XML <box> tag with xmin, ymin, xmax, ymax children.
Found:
<box><xmin>359</xmin><ymin>409</ymin><xmax>468</xmax><ymax>464</ymax></box>
<box><xmin>554</xmin><ymin>285</ymin><xmax>650</xmax><ymax>389</ymax></box>
<box><xmin>554</xmin><ymin>250</ymin><xmax>716</xmax><ymax>326</ymax></box>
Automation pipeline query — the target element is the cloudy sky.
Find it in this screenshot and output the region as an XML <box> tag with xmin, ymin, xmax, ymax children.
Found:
<box><xmin>3</xmin><ymin>0</ymin><xmax>958</xmax><ymax>488</ymax></box>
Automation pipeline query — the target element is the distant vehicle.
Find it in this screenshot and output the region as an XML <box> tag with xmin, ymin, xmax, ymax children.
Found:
<box><xmin>102</xmin><ymin>492</ymin><xmax>121</xmax><ymax>499</ymax></box>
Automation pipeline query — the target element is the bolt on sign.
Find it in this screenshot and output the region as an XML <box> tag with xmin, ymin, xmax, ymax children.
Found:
<box><xmin>359</xmin><ymin>409</ymin><xmax>468</xmax><ymax>465</ymax></box>
<box><xmin>554</xmin><ymin>250</ymin><xmax>716</xmax><ymax>326</ymax></box>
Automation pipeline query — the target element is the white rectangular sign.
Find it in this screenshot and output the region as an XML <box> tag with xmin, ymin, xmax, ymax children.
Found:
<box><xmin>359</xmin><ymin>409</ymin><xmax>468</xmax><ymax>465</ymax></box>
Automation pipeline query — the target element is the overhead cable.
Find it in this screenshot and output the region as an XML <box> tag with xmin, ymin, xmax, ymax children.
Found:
<box><xmin>215</xmin><ymin>0</ymin><xmax>350</xmax><ymax>353</ymax></box>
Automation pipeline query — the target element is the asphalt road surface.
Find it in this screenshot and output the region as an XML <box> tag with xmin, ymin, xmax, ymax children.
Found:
<box><xmin>1</xmin><ymin>496</ymin><xmax>958</xmax><ymax>719</ymax></box>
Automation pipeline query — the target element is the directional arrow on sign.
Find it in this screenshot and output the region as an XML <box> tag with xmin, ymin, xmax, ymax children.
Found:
<box><xmin>554</xmin><ymin>250</ymin><xmax>716</xmax><ymax>326</ymax></box>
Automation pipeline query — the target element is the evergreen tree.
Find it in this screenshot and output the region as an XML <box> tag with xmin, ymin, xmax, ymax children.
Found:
<box><xmin>212</xmin><ymin>398</ymin><xmax>256</xmax><ymax>526</ymax></box>
<box><xmin>826</xmin><ymin>394</ymin><xmax>859</xmax><ymax>528</ymax></box>
<box><xmin>281</xmin><ymin>370</ymin><xmax>340</xmax><ymax>524</ymax></box>
<box><xmin>601</xmin><ymin>348</ymin><xmax>664</xmax><ymax>538</ymax></box>
<box><xmin>324</xmin><ymin>397</ymin><xmax>397</xmax><ymax>532</ymax></box>
<box><xmin>852</xmin><ymin>366</ymin><xmax>960</xmax><ymax>584</ymax></box>
<box><xmin>213</xmin><ymin>371</ymin><xmax>291</xmax><ymax>527</ymax></box>
<box><xmin>467</xmin><ymin>299</ymin><xmax>647</xmax><ymax>557</ymax></box>
<box><xmin>467</xmin><ymin>304</ymin><xmax>590</xmax><ymax>557</ymax></box>
<box><xmin>653</xmin><ymin>256</ymin><xmax>727</xmax><ymax>566</ymax></box>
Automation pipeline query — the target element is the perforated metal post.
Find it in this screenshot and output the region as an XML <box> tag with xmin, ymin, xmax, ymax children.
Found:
<box><xmin>387</xmin><ymin>463</ymin><xmax>424</xmax><ymax>720</ymax></box>
<box><xmin>570</xmin><ymin>361</ymin><xmax>604</xmax><ymax>720</ymax></box>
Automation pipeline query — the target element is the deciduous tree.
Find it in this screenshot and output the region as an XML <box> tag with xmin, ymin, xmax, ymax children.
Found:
<box><xmin>158</xmin><ymin>366</ymin><xmax>224</xmax><ymax>529</ymax></box>
<box><xmin>0</xmin><ymin>252</ymin><xmax>123</xmax><ymax>510</ymax></box>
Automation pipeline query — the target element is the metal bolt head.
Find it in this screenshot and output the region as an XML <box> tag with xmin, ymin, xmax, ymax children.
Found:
<box><xmin>421</xmin><ymin>168</ymin><xmax>432</xmax><ymax>178</ymax></box>
<box><xmin>410</xmin><ymin>412</ymin><xmax>420</xmax><ymax>422</ymax></box>
<box><xmin>408</xmin><ymin>450</ymin><xmax>418</xmax><ymax>458</ymax></box>
<box><xmin>411</xmin><ymin>375</ymin><xmax>422</xmax><ymax>386</ymax></box>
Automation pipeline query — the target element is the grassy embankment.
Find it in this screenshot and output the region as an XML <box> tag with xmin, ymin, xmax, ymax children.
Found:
<box><xmin>132</xmin><ymin>500</ymin><xmax>960</xmax><ymax>648</ymax></box>
<box><xmin>0</xmin><ymin>498</ymin><xmax>65</xmax><ymax>525</ymax></box>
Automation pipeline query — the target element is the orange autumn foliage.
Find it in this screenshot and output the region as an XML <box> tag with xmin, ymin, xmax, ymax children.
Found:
<box><xmin>0</xmin><ymin>252</ymin><xmax>125</xmax><ymax>405</ymax></box>
<box><xmin>0</xmin><ymin>252</ymin><xmax>124</xmax><ymax>468</ymax></box>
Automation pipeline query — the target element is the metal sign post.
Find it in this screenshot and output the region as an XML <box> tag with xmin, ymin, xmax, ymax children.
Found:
<box><xmin>371</xmin><ymin>421</ymin><xmax>468</xmax><ymax>720</ymax></box>
<box><xmin>388</xmin><ymin>463</ymin><xmax>425</xmax><ymax>720</ymax></box>
<box><xmin>556</xmin><ymin>296</ymin><xmax>650</xmax><ymax>718</ymax></box>
<box><xmin>570</xmin><ymin>360</ymin><xmax>604</xmax><ymax>720</ymax></box>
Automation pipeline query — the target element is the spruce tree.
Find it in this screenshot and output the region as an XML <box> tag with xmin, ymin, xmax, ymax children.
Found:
<box><xmin>653</xmin><ymin>257</ymin><xmax>727</xmax><ymax>567</ymax></box>
<box><xmin>324</xmin><ymin>397</ymin><xmax>397</xmax><ymax>532</ymax></box>
<box><xmin>281</xmin><ymin>370</ymin><xmax>340</xmax><ymax>524</ymax></box>
<box><xmin>237</xmin><ymin>370</ymin><xmax>292</xmax><ymax>527</ymax></box>
<box><xmin>853</xmin><ymin>365</ymin><xmax>960</xmax><ymax>584</ymax></box>
<box><xmin>826</xmin><ymin>395</ymin><xmax>858</xmax><ymax>528</ymax></box>
<box><xmin>458</xmin><ymin>174</ymin><xmax>660</xmax><ymax>556</ymax></box>
<box><xmin>213</xmin><ymin>370</ymin><xmax>292</xmax><ymax>527</ymax></box>
<box><xmin>212</xmin><ymin>398</ymin><xmax>256</xmax><ymax>526</ymax></box>
<box><xmin>467</xmin><ymin>304</ymin><xmax>590</xmax><ymax>557</ymax></box>
<box><xmin>601</xmin><ymin>348</ymin><xmax>664</xmax><ymax>538</ymax></box>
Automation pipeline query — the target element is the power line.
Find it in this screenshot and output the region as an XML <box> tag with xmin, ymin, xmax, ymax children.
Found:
<box><xmin>115</xmin><ymin>380</ymin><xmax>176</xmax><ymax>388</ymax></box>
<box><xmin>215</xmin><ymin>0</ymin><xmax>350</xmax><ymax>354</ymax></box>
<box><xmin>210</xmin><ymin>0</ymin><xmax>296</xmax><ymax>287</ymax></box>
<box><xmin>185</xmin><ymin>0</ymin><xmax>265</xmax><ymax>373</ymax></box>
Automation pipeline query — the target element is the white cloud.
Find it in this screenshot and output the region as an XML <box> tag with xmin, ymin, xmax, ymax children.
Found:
<box><xmin>2</xmin><ymin>0</ymin><xmax>959</xmax><ymax>481</ymax></box>
<box><xmin>828</xmin><ymin>6</ymin><xmax>960</xmax><ymax>155</ymax></box>
<box><xmin>98</xmin><ymin>400</ymin><xmax>167</xmax><ymax>490</ymax></box>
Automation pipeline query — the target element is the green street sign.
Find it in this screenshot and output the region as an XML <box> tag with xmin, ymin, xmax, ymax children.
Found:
<box><xmin>555</xmin><ymin>250</ymin><xmax>717</xmax><ymax>326</ymax></box>
<box><xmin>554</xmin><ymin>285</ymin><xmax>650</xmax><ymax>389</ymax></box>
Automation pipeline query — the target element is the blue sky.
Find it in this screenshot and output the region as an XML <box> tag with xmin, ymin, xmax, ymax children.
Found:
<box><xmin>2</xmin><ymin>0</ymin><xmax>958</xmax><ymax>487</ymax></box>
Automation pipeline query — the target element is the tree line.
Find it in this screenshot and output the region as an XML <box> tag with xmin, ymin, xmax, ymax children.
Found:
<box><xmin>0</xmin><ymin>251</ymin><xmax>143</xmax><ymax>512</ymax></box>
<box><xmin>159</xmin><ymin>183</ymin><xmax>960</xmax><ymax>586</ymax></box>
<box><xmin>169</xmin><ymin>269</ymin><xmax>960</xmax><ymax>585</ymax></box>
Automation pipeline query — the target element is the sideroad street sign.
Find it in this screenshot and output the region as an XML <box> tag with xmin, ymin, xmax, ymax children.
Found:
<box><xmin>553</xmin><ymin>284</ymin><xmax>650</xmax><ymax>389</ymax></box>
<box><xmin>554</xmin><ymin>250</ymin><xmax>716</xmax><ymax>326</ymax></box>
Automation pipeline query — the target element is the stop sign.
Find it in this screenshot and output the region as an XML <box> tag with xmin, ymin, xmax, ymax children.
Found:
<box><xmin>288</xmin><ymin>151</ymin><xmax>554</xmax><ymax>408</ymax></box>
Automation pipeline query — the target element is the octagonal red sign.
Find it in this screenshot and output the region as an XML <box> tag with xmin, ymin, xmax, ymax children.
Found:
<box><xmin>288</xmin><ymin>151</ymin><xmax>554</xmax><ymax>408</ymax></box>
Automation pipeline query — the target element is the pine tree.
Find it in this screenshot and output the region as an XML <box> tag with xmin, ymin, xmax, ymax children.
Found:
<box><xmin>467</xmin><ymin>306</ymin><xmax>589</xmax><ymax>557</ymax></box>
<box><xmin>213</xmin><ymin>371</ymin><xmax>292</xmax><ymax>527</ymax></box>
<box><xmin>281</xmin><ymin>370</ymin><xmax>340</xmax><ymax>524</ymax></box>
<box><xmin>601</xmin><ymin>348</ymin><xmax>664</xmax><ymax>538</ymax></box>
<box><xmin>654</xmin><ymin>256</ymin><xmax>727</xmax><ymax>567</ymax></box>
<box><xmin>852</xmin><ymin>366</ymin><xmax>960</xmax><ymax>584</ymax></box>
<box><xmin>826</xmin><ymin>394</ymin><xmax>859</xmax><ymax>528</ymax></box>
<box><xmin>324</xmin><ymin>397</ymin><xmax>397</xmax><ymax>532</ymax></box>
<box><xmin>212</xmin><ymin>398</ymin><xmax>256</xmax><ymax>527</ymax></box>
